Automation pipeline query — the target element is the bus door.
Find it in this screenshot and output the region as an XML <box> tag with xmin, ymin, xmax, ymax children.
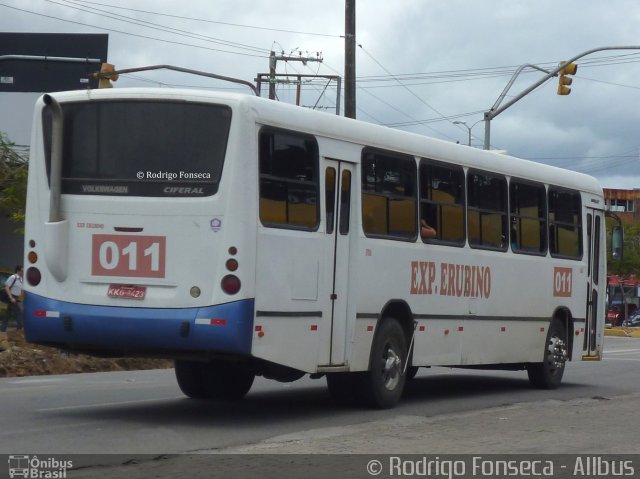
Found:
<box><xmin>584</xmin><ymin>208</ymin><xmax>604</xmax><ymax>357</ymax></box>
<box><xmin>323</xmin><ymin>160</ymin><xmax>354</xmax><ymax>365</ymax></box>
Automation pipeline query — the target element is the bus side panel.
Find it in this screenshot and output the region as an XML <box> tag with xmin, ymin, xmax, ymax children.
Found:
<box><xmin>252</xmin><ymin>230</ymin><xmax>327</xmax><ymax>373</ymax></box>
<box><xmin>24</xmin><ymin>293</ymin><xmax>255</xmax><ymax>355</ymax></box>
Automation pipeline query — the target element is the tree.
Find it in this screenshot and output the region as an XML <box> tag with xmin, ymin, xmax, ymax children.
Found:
<box><xmin>0</xmin><ymin>132</ymin><xmax>28</xmax><ymax>233</ymax></box>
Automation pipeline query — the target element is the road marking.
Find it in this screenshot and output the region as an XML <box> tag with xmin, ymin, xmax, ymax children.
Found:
<box><xmin>36</xmin><ymin>396</ymin><xmax>183</xmax><ymax>412</ymax></box>
<box><xmin>0</xmin><ymin>421</ymin><xmax>101</xmax><ymax>437</ymax></box>
<box><xmin>8</xmin><ymin>377</ymin><xmax>67</xmax><ymax>385</ymax></box>
<box><xmin>604</xmin><ymin>348</ymin><xmax>640</xmax><ymax>354</ymax></box>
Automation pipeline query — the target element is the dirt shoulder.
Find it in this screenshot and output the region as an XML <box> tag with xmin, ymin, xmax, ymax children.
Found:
<box><xmin>1</xmin><ymin>324</ymin><xmax>634</xmax><ymax>378</ymax></box>
<box><xmin>0</xmin><ymin>330</ymin><xmax>171</xmax><ymax>377</ymax></box>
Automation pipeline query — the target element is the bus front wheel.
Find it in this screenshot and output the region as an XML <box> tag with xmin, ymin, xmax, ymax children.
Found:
<box><xmin>356</xmin><ymin>318</ymin><xmax>408</xmax><ymax>409</ymax></box>
<box><xmin>527</xmin><ymin>319</ymin><xmax>568</xmax><ymax>389</ymax></box>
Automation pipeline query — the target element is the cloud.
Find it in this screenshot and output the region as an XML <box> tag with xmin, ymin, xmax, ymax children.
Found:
<box><xmin>1</xmin><ymin>0</ymin><xmax>640</xmax><ymax>189</ymax></box>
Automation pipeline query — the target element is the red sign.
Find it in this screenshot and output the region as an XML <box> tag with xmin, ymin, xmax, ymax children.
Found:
<box><xmin>107</xmin><ymin>284</ymin><xmax>146</xmax><ymax>300</ymax></box>
<box><xmin>553</xmin><ymin>267</ymin><xmax>573</xmax><ymax>297</ymax></box>
<box><xmin>92</xmin><ymin>234</ymin><xmax>166</xmax><ymax>278</ymax></box>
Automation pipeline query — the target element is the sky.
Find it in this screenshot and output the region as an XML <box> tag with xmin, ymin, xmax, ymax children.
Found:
<box><xmin>2</xmin><ymin>0</ymin><xmax>640</xmax><ymax>189</ymax></box>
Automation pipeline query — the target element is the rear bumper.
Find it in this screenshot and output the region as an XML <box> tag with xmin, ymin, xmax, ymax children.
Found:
<box><xmin>24</xmin><ymin>292</ymin><xmax>254</xmax><ymax>356</ymax></box>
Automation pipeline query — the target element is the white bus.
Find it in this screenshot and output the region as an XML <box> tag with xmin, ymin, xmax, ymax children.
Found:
<box><xmin>24</xmin><ymin>88</ymin><xmax>607</xmax><ymax>408</ymax></box>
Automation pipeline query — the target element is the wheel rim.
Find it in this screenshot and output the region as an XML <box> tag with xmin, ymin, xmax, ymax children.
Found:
<box><xmin>381</xmin><ymin>344</ymin><xmax>402</xmax><ymax>391</ymax></box>
<box><xmin>546</xmin><ymin>335</ymin><xmax>568</xmax><ymax>375</ymax></box>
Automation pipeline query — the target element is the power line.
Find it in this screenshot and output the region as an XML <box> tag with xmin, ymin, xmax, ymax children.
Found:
<box><xmin>45</xmin><ymin>0</ymin><xmax>270</xmax><ymax>54</ymax></box>
<box><xmin>0</xmin><ymin>3</ymin><xmax>268</xmax><ymax>58</ymax></box>
<box><xmin>356</xmin><ymin>45</ymin><xmax>458</xmax><ymax>141</ymax></box>
<box><xmin>383</xmin><ymin>110</ymin><xmax>487</xmax><ymax>128</ymax></box>
<box><xmin>356</xmin><ymin>53</ymin><xmax>640</xmax><ymax>88</ymax></box>
<box><xmin>66</xmin><ymin>0</ymin><xmax>342</xmax><ymax>38</ymax></box>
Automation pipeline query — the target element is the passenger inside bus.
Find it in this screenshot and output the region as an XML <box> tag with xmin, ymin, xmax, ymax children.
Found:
<box><xmin>420</xmin><ymin>219</ymin><xmax>437</xmax><ymax>239</ymax></box>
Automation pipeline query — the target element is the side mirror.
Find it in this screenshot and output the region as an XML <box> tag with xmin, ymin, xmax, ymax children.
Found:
<box><xmin>611</xmin><ymin>225</ymin><xmax>624</xmax><ymax>260</ymax></box>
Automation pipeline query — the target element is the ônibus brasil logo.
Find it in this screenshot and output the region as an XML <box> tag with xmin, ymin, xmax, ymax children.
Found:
<box><xmin>8</xmin><ymin>455</ymin><xmax>72</xmax><ymax>478</ymax></box>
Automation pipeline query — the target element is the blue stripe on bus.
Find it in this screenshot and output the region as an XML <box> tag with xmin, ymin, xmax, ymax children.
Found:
<box><xmin>23</xmin><ymin>292</ymin><xmax>254</xmax><ymax>355</ymax></box>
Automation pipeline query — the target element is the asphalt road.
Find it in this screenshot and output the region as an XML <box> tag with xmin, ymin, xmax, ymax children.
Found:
<box><xmin>0</xmin><ymin>336</ymin><xmax>639</xmax><ymax>477</ymax></box>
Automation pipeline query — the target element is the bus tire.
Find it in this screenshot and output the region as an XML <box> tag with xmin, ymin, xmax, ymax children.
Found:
<box><xmin>406</xmin><ymin>366</ymin><xmax>419</xmax><ymax>381</ymax></box>
<box><xmin>326</xmin><ymin>373</ymin><xmax>357</xmax><ymax>405</ymax></box>
<box><xmin>201</xmin><ymin>360</ymin><xmax>255</xmax><ymax>400</ymax></box>
<box><xmin>356</xmin><ymin>318</ymin><xmax>408</xmax><ymax>409</ymax></box>
<box><xmin>174</xmin><ymin>360</ymin><xmax>207</xmax><ymax>399</ymax></box>
<box><xmin>527</xmin><ymin>319</ymin><xmax>568</xmax><ymax>389</ymax></box>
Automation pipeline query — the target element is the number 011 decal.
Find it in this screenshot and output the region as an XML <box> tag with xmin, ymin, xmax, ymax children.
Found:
<box><xmin>553</xmin><ymin>267</ymin><xmax>573</xmax><ymax>297</ymax></box>
<box><xmin>92</xmin><ymin>234</ymin><xmax>166</xmax><ymax>278</ymax></box>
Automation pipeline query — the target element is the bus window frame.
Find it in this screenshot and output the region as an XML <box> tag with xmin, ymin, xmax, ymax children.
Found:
<box><xmin>418</xmin><ymin>158</ymin><xmax>466</xmax><ymax>247</ymax></box>
<box><xmin>42</xmin><ymin>99</ymin><xmax>231</xmax><ymax>197</ymax></box>
<box><xmin>466</xmin><ymin>168</ymin><xmax>509</xmax><ymax>252</ymax></box>
<box><xmin>548</xmin><ymin>186</ymin><xmax>583</xmax><ymax>261</ymax></box>
<box><xmin>509</xmin><ymin>177</ymin><xmax>548</xmax><ymax>257</ymax></box>
<box><xmin>258</xmin><ymin>126</ymin><xmax>321</xmax><ymax>232</ymax></box>
<box><xmin>360</xmin><ymin>147</ymin><xmax>418</xmax><ymax>242</ymax></box>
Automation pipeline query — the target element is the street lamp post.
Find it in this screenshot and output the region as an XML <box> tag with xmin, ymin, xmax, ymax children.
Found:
<box><xmin>453</xmin><ymin>120</ymin><xmax>482</xmax><ymax>147</ymax></box>
<box><xmin>453</xmin><ymin>121</ymin><xmax>471</xmax><ymax>146</ymax></box>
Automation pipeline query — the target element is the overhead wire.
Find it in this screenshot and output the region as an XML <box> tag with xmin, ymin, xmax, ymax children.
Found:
<box><xmin>357</xmin><ymin>44</ymin><xmax>458</xmax><ymax>141</ymax></box>
<box><xmin>6</xmin><ymin>1</ymin><xmax>640</xmax><ymax>163</ymax></box>
<box><xmin>65</xmin><ymin>0</ymin><xmax>342</xmax><ymax>38</ymax></box>
<box><xmin>46</xmin><ymin>0</ymin><xmax>270</xmax><ymax>54</ymax></box>
<box><xmin>0</xmin><ymin>3</ymin><xmax>268</xmax><ymax>58</ymax></box>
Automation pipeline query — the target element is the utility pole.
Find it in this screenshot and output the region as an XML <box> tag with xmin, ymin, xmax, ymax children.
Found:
<box><xmin>268</xmin><ymin>51</ymin><xmax>322</xmax><ymax>100</ymax></box>
<box><xmin>344</xmin><ymin>0</ymin><xmax>356</xmax><ymax>118</ymax></box>
<box><xmin>269</xmin><ymin>51</ymin><xmax>277</xmax><ymax>100</ymax></box>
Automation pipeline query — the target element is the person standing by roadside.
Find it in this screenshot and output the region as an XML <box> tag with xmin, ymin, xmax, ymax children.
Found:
<box><xmin>0</xmin><ymin>265</ymin><xmax>24</xmax><ymax>351</ymax></box>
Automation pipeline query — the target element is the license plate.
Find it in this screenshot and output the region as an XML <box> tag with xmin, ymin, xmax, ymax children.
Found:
<box><xmin>107</xmin><ymin>284</ymin><xmax>146</xmax><ymax>300</ymax></box>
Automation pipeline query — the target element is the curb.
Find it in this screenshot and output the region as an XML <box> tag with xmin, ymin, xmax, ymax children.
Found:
<box><xmin>604</xmin><ymin>327</ymin><xmax>640</xmax><ymax>338</ymax></box>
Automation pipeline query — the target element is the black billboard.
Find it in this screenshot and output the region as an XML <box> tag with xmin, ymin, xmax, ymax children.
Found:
<box><xmin>0</xmin><ymin>32</ymin><xmax>108</xmax><ymax>92</ymax></box>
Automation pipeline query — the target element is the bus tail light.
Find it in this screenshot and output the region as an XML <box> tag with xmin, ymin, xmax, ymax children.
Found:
<box><xmin>27</xmin><ymin>267</ymin><xmax>42</xmax><ymax>286</ymax></box>
<box><xmin>225</xmin><ymin>258</ymin><xmax>238</xmax><ymax>272</ymax></box>
<box><xmin>221</xmin><ymin>275</ymin><xmax>241</xmax><ymax>295</ymax></box>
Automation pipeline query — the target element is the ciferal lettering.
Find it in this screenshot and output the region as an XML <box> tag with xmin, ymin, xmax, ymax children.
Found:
<box><xmin>163</xmin><ymin>186</ymin><xmax>204</xmax><ymax>194</ymax></box>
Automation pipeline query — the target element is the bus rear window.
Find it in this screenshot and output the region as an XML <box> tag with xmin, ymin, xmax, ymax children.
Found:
<box><xmin>43</xmin><ymin>100</ymin><xmax>231</xmax><ymax>197</ymax></box>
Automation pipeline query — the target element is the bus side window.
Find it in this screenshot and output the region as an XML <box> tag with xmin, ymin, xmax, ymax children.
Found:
<box><xmin>509</xmin><ymin>180</ymin><xmax>547</xmax><ymax>255</ymax></box>
<box><xmin>467</xmin><ymin>170</ymin><xmax>508</xmax><ymax>251</ymax></box>
<box><xmin>419</xmin><ymin>160</ymin><xmax>465</xmax><ymax>245</ymax></box>
<box><xmin>325</xmin><ymin>167</ymin><xmax>336</xmax><ymax>234</ymax></box>
<box><xmin>339</xmin><ymin>170</ymin><xmax>352</xmax><ymax>235</ymax></box>
<box><xmin>548</xmin><ymin>188</ymin><xmax>582</xmax><ymax>259</ymax></box>
<box><xmin>361</xmin><ymin>149</ymin><xmax>416</xmax><ymax>240</ymax></box>
<box><xmin>259</xmin><ymin>128</ymin><xmax>320</xmax><ymax>230</ymax></box>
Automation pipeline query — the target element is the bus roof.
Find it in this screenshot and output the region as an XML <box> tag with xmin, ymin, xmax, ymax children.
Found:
<box><xmin>40</xmin><ymin>88</ymin><xmax>603</xmax><ymax>196</ymax></box>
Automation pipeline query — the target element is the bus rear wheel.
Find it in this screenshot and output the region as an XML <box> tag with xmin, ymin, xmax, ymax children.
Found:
<box><xmin>527</xmin><ymin>319</ymin><xmax>568</xmax><ymax>389</ymax></box>
<box><xmin>174</xmin><ymin>360</ymin><xmax>207</xmax><ymax>399</ymax></box>
<box><xmin>200</xmin><ymin>360</ymin><xmax>255</xmax><ymax>400</ymax></box>
<box><xmin>356</xmin><ymin>318</ymin><xmax>408</xmax><ymax>409</ymax></box>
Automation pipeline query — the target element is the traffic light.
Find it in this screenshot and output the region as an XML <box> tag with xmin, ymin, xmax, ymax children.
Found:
<box><xmin>97</xmin><ymin>63</ymin><xmax>119</xmax><ymax>88</ymax></box>
<box><xmin>557</xmin><ymin>61</ymin><xmax>578</xmax><ymax>96</ymax></box>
